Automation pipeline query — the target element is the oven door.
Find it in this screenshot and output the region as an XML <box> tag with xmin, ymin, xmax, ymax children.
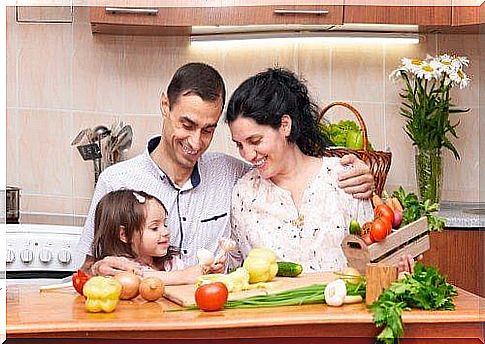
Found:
<box><xmin>7</xmin><ymin>270</ymin><xmax>74</xmax><ymax>286</ymax></box>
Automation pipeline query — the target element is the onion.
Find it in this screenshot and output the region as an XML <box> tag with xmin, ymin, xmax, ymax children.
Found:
<box><xmin>139</xmin><ymin>277</ymin><xmax>165</xmax><ymax>302</ymax></box>
<box><xmin>114</xmin><ymin>272</ymin><xmax>140</xmax><ymax>300</ymax></box>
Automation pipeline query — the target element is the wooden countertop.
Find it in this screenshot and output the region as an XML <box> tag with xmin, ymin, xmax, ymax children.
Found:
<box><xmin>6</xmin><ymin>282</ymin><xmax>485</xmax><ymax>341</ymax></box>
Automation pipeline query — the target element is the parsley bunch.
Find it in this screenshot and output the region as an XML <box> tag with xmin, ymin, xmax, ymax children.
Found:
<box><xmin>369</xmin><ymin>263</ymin><xmax>457</xmax><ymax>343</ymax></box>
<box><xmin>392</xmin><ymin>186</ymin><xmax>446</xmax><ymax>232</ymax></box>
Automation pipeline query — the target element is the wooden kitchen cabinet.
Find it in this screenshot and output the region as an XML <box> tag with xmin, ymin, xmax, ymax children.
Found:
<box><xmin>343</xmin><ymin>3</ymin><xmax>453</xmax><ymax>26</ymax></box>
<box><xmin>452</xmin><ymin>2</ymin><xmax>485</xmax><ymax>26</ymax></box>
<box><xmin>90</xmin><ymin>2</ymin><xmax>344</xmax><ymax>36</ymax></box>
<box><xmin>422</xmin><ymin>228</ymin><xmax>484</xmax><ymax>297</ymax></box>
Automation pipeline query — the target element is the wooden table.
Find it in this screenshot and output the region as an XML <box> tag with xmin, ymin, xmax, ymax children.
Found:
<box><xmin>6</xmin><ymin>283</ymin><xmax>485</xmax><ymax>344</ymax></box>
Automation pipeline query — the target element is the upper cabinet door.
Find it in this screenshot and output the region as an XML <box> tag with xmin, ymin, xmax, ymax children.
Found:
<box><xmin>343</xmin><ymin>0</ymin><xmax>453</xmax><ymax>26</ymax></box>
<box><xmin>451</xmin><ymin>0</ymin><xmax>485</xmax><ymax>26</ymax></box>
<box><xmin>90</xmin><ymin>2</ymin><xmax>344</xmax><ymax>35</ymax></box>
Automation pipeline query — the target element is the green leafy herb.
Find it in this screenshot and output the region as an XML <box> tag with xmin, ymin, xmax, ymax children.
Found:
<box><xmin>392</xmin><ymin>186</ymin><xmax>446</xmax><ymax>232</ymax></box>
<box><xmin>369</xmin><ymin>263</ymin><xmax>457</xmax><ymax>344</ymax></box>
<box><xmin>318</xmin><ymin>120</ymin><xmax>373</xmax><ymax>150</ymax></box>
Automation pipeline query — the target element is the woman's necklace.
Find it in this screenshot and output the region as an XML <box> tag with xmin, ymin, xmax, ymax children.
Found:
<box><xmin>291</xmin><ymin>214</ymin><xmax>305</xmax><ymax>229</ymax></box>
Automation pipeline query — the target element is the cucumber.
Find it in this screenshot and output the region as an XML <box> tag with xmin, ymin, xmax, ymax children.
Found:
<box><xmin>276</xmin><ymin>261</ymin><xmax>303</xmax><ymax>277</ymax></box>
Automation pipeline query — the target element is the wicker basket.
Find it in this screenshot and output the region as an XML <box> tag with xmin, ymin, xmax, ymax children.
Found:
<box><xmin>318</xmin><ymin>102</ymin><xmax>392</xmax><ymax>197</ymax></box>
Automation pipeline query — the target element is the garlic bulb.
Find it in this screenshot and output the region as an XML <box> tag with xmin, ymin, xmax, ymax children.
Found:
<box><xmin>197</xmin><ymin>248</ymin><xmax>215</xmax><ymax>266</ymax></box>
<box><xmin>324</xmin><ymin>279</ymin><xmax>347</xmax><ymax>307</ymax></box>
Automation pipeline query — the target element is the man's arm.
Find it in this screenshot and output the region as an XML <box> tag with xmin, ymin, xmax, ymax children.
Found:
<box><xmin>338</xmin><ymin>154</ymin><xmax>375</xmax><ymax>199</ymax></box>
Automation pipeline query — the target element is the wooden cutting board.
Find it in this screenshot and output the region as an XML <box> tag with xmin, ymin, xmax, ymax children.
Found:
<box><xmin>163</xmin><ymin>272</ymin><xmax>338</xmax><ymax>307</ymax></box>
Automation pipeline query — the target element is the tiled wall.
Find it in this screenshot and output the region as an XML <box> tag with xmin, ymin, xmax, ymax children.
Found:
<box><xmin>6</xmin><ymin>7</ymin><xmax>481</xmax><ymax>225</ymax></box>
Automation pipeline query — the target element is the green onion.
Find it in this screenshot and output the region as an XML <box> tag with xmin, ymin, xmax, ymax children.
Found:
<box><xmin>176</xmin><ymin>282</ymin><xmax>366</xmax><ymax>311</ymax></box>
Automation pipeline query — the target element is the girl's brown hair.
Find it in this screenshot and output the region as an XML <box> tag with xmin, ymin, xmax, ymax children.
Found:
<box><xmin>91</xmin><ymin>189</ymin><xmax>180</xmax><ymax>270</ymax></box>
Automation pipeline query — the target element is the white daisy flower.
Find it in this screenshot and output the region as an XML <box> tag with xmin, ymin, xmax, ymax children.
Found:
<box><xmin>401</xmin><ymin>57</ymin><xmax>424</xmax><ymax>74</ymax></box>
<box><xmin>452</xmin><ymin>56</ymin><xmax>469</xmax><ymax>70</ymax></box>
<box><xmin>436</xmin><ymin>54</ymin><xmax>456</xmax><ymax>74</ymax></box>
<box><xmin>449</xmin><ymin>68</ymin><xmax>470</xmax><ymax>89</ymax></box>
<box><xmin>389</xmin><ymin>68</ymin><xmax>406</xmax><ymax>81</ymax></box>
<box><xmin>415</xmin><ymin>61</ymin><xmax>441</xmax><ymax>81</ymax></box>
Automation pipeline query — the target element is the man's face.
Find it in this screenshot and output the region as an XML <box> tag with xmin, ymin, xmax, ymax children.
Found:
<box><xmin>160</xmin><ymin>93</ymin><xmax>222</xmax><ymax>170</ymax></box>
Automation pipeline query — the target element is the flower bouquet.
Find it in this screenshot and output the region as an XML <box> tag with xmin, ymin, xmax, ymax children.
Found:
<box><xmin>390</xmin><ymin>54</ymin><xmax>470</xmax><ymax>203</ymax></box>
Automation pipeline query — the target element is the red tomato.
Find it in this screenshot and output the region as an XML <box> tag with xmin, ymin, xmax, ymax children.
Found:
<box><xmin>195</xmin><ymin>282</ymin><xmax>229</xmax><ymax>312</ymax></box>
<box><xmin>370</xmin><ymin>218</ymin><xmax>391</xmax><ymax>242</ymax></box>
<box><xmin>72</xmin><ymin>269</ymin><xmax>90</xmax><ymax>296</ymax></box>
<box><xmin>374</xmin><ymin>204</ymin><xmax>394</xmax><ymax>225</ymax></box>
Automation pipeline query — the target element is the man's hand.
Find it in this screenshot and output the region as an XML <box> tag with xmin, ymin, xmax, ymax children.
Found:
<box><xmin>91</xmin><ymin>256</ymin><xmax>143</xmax><ymax>277</ymax></box>
<box><xmin>338</xmin><ymin>154</ymin><xmax>374</xmax><ymax>199</ymax></box>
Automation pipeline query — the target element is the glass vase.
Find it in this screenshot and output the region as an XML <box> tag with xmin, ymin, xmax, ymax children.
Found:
<box><xmin>415</xmin><ymin>147</ymin><xmax>443</xmax><ymax>203</ymax></box>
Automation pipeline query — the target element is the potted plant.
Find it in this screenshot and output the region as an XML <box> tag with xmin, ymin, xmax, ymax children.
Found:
<box><xmin>390</xmin><ymin>54</ymin><xmax>470</xmax><ymax>203</ymax></box>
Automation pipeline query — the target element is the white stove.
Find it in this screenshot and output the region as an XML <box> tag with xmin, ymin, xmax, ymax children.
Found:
<box><xmin>6</xmin><ymin>224</ymin><xmax>85</xmax><ymax>283</ymax></box>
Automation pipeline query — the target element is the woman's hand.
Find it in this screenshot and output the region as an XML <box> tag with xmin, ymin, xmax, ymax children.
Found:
<box><xmin>398</xmin><ymin>254</ymin><xmax>423</xmax><ymax>274</ymax></box>
<box><xmin>91</xmin><ymin>256</ymin><xmax>143</xmax><ymax>277</ymax></box>
<box><xmin>338</xmin><ymin>154</ymin><xmax>375</xmax><ymax>199</ymax></box>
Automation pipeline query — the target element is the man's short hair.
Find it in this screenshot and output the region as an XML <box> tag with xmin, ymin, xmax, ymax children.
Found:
<box><xmin>167</xmin><ymin>62</ymin><xmax>226</xmax><ymax>109</ymax></box>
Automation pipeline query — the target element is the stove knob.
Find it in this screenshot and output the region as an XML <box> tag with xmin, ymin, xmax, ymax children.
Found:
<box><xmin>39</xmin><ymin>248</ymin><xmax>53</xmax><ymax>263</ymax></box>
<box><xmin>20</xmin><ymin>249</ymin><xmax>34</xmax><ymax>264</ymax></box>
<box><xmin>57</xmin><ymin>249</ymin><xmax>72</xmax><ymax>264</ymax></box>
<box><xmin>6</xmin><ymin>249</ymin><xmax>15</xmax><ymax>264</ymax></box>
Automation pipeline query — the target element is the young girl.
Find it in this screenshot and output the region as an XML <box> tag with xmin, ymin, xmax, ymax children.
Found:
<box><xmin>90</xmin><ymin>189</ymin><xmax>215</xmax><ymax>285</ymax></box>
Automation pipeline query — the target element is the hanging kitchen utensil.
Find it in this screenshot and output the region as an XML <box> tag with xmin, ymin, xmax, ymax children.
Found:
<box><xmin>111</xmin><ymin>125</ymin><xmax>133</xmax><ymax>163</ymax></box>
<box><xmin>115</xmin><ymin>125</ymin><xmax>133</xmax><ymax>152</ymax></box>
<box><xmin>71</xmin><ymin>129</ymin><xmax>87</xmax><ymax>146</ymax></box>
<box><xmin>76</xmin><ymin>143</ymin><xmax>101</xmax><ymax>161</ymax></box>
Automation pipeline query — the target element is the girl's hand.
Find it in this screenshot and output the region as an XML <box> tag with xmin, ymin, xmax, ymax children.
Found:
<box><xmin>210</xmin><ymin>255</ymin><xmax>226</xmax><ymax>274</ymax></box>
<box><xmin>91</xmin><ymin>256</ymin><xmax>143</xmax><ymax>277</ymax></box>
<box><xmin>181</xmin><ymin>265</ymin><xmax>205</xmax><ymax>284</ymax></box>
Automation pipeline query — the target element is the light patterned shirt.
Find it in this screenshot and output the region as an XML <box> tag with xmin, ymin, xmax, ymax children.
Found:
<box><xmin>76</xmin><ymin>136</ymin><xmax>250</xmax><ymax>266</ymax></box>
<box><xmin>229</xmin><ymin>157</ymin><xmax>373</xmax><ymax>272</ymax></box>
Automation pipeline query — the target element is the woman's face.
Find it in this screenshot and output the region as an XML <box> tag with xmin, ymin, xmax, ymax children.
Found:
<box><xmin>229</xmin><ymin>115</ymin><xmax>291</xmax><ymax>180</ymax></box>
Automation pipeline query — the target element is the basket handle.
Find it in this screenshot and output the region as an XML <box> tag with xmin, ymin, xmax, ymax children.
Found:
<box><xmin>318</xmin><ymin>102</ymin><xmax>369</xmax><ymax>153</ymax></box>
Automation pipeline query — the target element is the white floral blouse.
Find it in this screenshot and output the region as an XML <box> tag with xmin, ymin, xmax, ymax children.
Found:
<box><xmin>229</xmin><ymin>157</ymin><xmax>374</xmax><ymax>272</ymax></box>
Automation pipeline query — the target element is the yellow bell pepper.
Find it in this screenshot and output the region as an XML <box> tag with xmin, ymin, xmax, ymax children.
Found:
<box><xmin>83</xmin><ymin>276</ymin><xmax>122</xmax><ymax>313</ymax></box>
<box><xmin>243</xmin><ymin>248</ymin><xmax>278</xmax><ymax>283</ymax></box>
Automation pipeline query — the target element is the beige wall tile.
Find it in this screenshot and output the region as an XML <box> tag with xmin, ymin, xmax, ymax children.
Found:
<box><xmin>6</xmin><ymin>108</ymin><xmax>19</xmax><ymax>187</ymax></box>
<box><xmin>123</xmin><ymin>36</ymin><xmax>189</xmax><ymax>114</ymax></box>
<box><xmin>441</xmin><ymin>107</ymin><xmax>479</xmax><ymax>202</ymax></box>
<box><xmin>72</xmin><ymin>21</ymin><xmax>125</xmax><ymax>113</ymax></box>
<box><xmin>7</xmin><ymin>6</ymin><xmax>17</xmax><ymax>108</ymax></box>
<box><xmin>189</xmin><ymin>41</ymin><xmax>299</xmax><ymax>103</ymax></box>
<box><xmin>297</xmin><ymin>43</ymin><xmax>332</xmax><ymax>107</ymax></box>
<box><xmin>71</xmin><ymin>111</ymin><xmax>118</xmax><ymax>198</ymax></box>
<box><xmin>207</xmin><ymin>121</ymin><xmax>241</xmax><ymax>158</ymax></box>
<box><xmin>121</xmin><ymin>114</ymin><xmax>161</xmax><ymax>159</ymax></box>
<box><xmin>17</xmin><ymin>21</ymin><xmax>72</xmax><ymax>109</ymax></box>
<box><xmin>21</xmin><ymin>194</ymin><xmax>73</xmax><ymax>214</ymax></box>
<box><xmin>17</xmin><ymin>109</ymin><xmax>73</xmax><ymax>195</ymax></box>
<box><xmin>331</xmin><ymin>44</ymin><xmax>384</xmax><ymax>103</ymax></box>
<box><xmin>384</xmin><ymin>103</ymin><xmax>416</xmax><ymax>192</ymax></box>
<box><xmin>73</xmin><ymin>197</ymin><xmax>91</xmax><ymax>218</ymax></box>
<box><xmin>384</xmin><ymin>34</ymin><xmax>437</xmax><ymax>105</ymax></box>
<box><xmin>437</xmin><ymin>34</ymin><xmax>480</xmax><ymax>108</ymax></box>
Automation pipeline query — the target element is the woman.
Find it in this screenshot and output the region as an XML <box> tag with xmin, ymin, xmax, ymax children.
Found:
<box><xmin>226</xmin><ymin>68</ymin><xmax>414</xmax><ymax>273</ymax></box>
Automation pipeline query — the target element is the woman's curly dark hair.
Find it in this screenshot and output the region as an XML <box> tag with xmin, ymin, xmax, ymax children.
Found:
<box><xmin>225</xmin><ymin>67</ymin><xmax>331</xmax><ymax>157</ymax></box>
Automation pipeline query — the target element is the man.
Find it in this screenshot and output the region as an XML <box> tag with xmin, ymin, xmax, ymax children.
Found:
<box><xmin>77</xmin><ymin>63</ymin><xmax>374</xmax><ymax>276</ymax></box>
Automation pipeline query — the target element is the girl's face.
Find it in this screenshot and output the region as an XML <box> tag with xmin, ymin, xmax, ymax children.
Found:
<box><xmin>132</xmin><ymin>199</ymin><xmax>170</xmax><ymax>260</ymax></box>
<box><xmin>229</xmin><ymin>115</ymin><xmax>291</xmax><ymax>180</ymax></box>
